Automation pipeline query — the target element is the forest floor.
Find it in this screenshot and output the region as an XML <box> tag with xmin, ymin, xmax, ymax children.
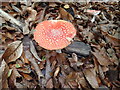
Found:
<box><xmin>0</xmin><ymin>1</ymin><xmax>120</xmax><ymax>89</ymax></box>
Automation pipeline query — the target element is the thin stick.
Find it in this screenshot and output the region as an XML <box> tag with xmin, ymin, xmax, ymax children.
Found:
<box><xmin>0</xmin><ymin>8</ymin><xmax>22</xmax><ymax>27</ymax></box>
<box><xmin>0</xmin><ymin>8</ymin><xmax>29</xmax><ymax>34</ymax></box>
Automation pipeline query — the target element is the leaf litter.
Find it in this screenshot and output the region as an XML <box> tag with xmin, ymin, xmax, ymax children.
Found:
<box><xmin>0</xmin><ymin>1</ymin><xmax>120</xmax><ymax>89</ymax></box>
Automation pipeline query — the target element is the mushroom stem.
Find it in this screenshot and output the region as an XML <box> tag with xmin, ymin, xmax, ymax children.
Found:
<box><xmin>56</xmin><ymin>49</ymin><xmax>62</xmax><ymax>53</ymax></box>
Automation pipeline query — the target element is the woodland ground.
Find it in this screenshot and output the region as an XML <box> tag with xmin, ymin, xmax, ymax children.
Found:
<box><xmin>0</xmin><ymin>1</ymin><xmax>120</xmax><ymax>89</ymax></box>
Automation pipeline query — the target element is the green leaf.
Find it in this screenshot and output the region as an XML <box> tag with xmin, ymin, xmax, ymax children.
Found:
<box><xmin>15</xmin><ymin>64</ymin><xmax>21</xmax><ymax>68</ymax></box>
<box><xmin>8</xmin><ymin>69</ymin><xmax>13</xmax><ymax>78</ymax></box>
<box><xmin>42</xmin><ymin>56</ymin><xmax>46</xmax><ymax>61</ymax></box>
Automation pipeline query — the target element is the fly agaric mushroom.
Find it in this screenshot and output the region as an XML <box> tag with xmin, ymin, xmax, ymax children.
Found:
<box><xmin>34</xmin><ymin>20</ymin><xmax>76</xmax><ymax>50</ymax></box>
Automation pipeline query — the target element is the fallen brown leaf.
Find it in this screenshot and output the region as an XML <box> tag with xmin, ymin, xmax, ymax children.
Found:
<box><xmin>101</xmin><ymin>31</ymin><xmax>120</xmax><ymax>47</ymax></box>
<box><xmin>24</xmin><ymin>7</ymin><xmax>37</xmax><ymax>22</ymax></box>
<box><xmin>23</xmin><ymin>36</ymin><xmax>43</xmax><ymax>80</ymax></box>
<box><xmin>17</xmin><ymin>67</ymin><xmax>31</xmax><ymax>74</ymax></box>
<box><xmin>24</xmin><ymin>50</ymin><xmax>44</xmax><ymax>80</ymax></box>
<box><xmin>66</xmin><ymin>72</ymin><xmax>78</xmax><ymax>83</ymax></box>
<box><xmin>8</xmin><ymin>67</ymin><xmax>22</xmax><ymax>88</ymax></box>
<box><xmin>20</xmin><ymin>72</ymin><xmax>32</xmax><ymax>81</ymax></box>
<box><xmin>92</xmin><ymin>48</ymin><xmax>112</xmax><ymax>66</ymax></box>
<box><xmin>46</xmin><ymin>78</ymin><xmax>53</xmax><ymax>88</ymax></box>
<box><xmin>54</xmin><ymin>66</ymin><xmax>60</xmax><ymax>77</ymax></box>
<box><xmin>68</xmin><ymin>53</ymin><xmax>78</xmax><ymax>70</ymax></box>
<box><xmin>59</xmin><ymin>7</ymin><xmax>74</xmax><ymax>21</ymax></box>
<box><xmin>45</xmin><ymin>59</ymin><xmax>52</xmax><ymax>81</ymax></box>
<box><xmin>20</xmin><ymin>52</ymin><xmax>29</xmax><ymax>64</ymax></box>
<box><xmin>35</xmin><ymin>7</ymin><xmax>46</xmax><ymax>23</ymax></box>
<box><xmin>2</xmin><ymin>41</ymin><xmax>23</xmax><ymax>64</ymax></box>
<box><xmin>83</xmin><ymin>68</ymin><xmax>99</xmax><ymax>88</ymax></box>
<box><xmin>30</xmin><ymin>41</ymin><xmax>41</xmax><ymax>61</ymax></box>
<box><xmin>0</xmin><ymin>60</ymin><xmax>9</xmax><ymax>89</ymax></box>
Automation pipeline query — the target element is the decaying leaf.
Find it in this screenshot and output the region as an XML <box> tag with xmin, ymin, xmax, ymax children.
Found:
<box><xmin>35</xmin><ymin>7</ymin><xmax>46</xmax><ymax>23</ymax></box>
<box><xmin>2</xmin><ymin>41</ymin><xmax>23</xmax><ymax>64</ymax></box>
<box><xmin>8</xmin><ymin>67</ymin><xmax>22</xmax><ymax>88</ymax></box>
<box><xmin>85</xmin><ymin>9</ymin><xmax>101</xmax><ymax>16</ymax></box>
<box><xmin>45</xmin><ymin>59</ymin><xmax>52</xmax><ymax>81</ymax></box>
<box><xmin>83</xmin><ymin>68</ymin><xmax>99</xmax><ymax>88</ymax></box>
<box><xmin>0</xmin><ymin>60</ymin><xmax>9</xmax><ymax>89</ymax></box>
<box><xmin>59</xmin><ymin>7</ymin><xmax>74</xmax><ymax>21</ymax></box>
<box><xmin>20</xmin><ymin>72</ymin><xmax>32</xmax><ymax>81</ymax></box>
<box><xmin>30</xmin><ymin>41</ymin><xmax>41</xmax><ymax>61</ymax></box>
<box><xmin>17</xmin><ymin>67</ymin><xmax>31</xmax><ymax>74</ymax></box>
<box><xmin>54</xmin><ymin>66</ymin><xmax>60</xmax><ymax>77</ymax></box>
<box><xmin>20</xmin><ymin>52</ymin><xmax>29</xmax><ymax>64</ymax></box>
<box><xmin>46</xmin><ymin>78</ymin><xmax>53</xmax><ymax>88</ymax></box>
<box><xmin>24</xmin><ymin>50</ymin><xmax>43</xmax><ymax>80</ymax></box>
<box><xmin>68</xmin><ymin>53</ymin><xmax>78</xmax><ymax>70</ymax></box>
<box><xmin>24</xmin><ymin>7</ymin><xmax>37</xmax><ymax>22</ymax></box>
<box><xmin>92</xmin><ymin>48</ymin><xmax>112</xmax><ymax>66</ymax></box>
<box><xmin>101</xmin><ymin>31</ymin><xmax>120</xmax><ymax>47</ymax></box>
<box><xmin>23</xmin><ymin>36</ymin><xmax>43</xmax><ymax>80</ymax></box>
<box><xmin>65</xmin><ymin>72</ymin><xmax>78</xmax><ymax>83</ymax></box>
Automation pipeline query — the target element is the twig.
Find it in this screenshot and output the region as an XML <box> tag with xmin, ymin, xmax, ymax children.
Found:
<box><xmin>0</xmin><ymin>8</ymin><xmax>29</xmax><ymax>34</ymax></box>
<box><xmin>0</xmin><ymin>8</ymin><xmax>22</xmax><ymax>27</ymax></box>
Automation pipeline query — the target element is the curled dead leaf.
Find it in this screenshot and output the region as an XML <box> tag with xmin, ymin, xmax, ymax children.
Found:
<box><xmin>46</xmin><ymin>78</ymin><xmax>53</xmax><ymax>88</ymax></box>
<box><xmin>8</xmin><ymin>67</ymin><xmax>22</xmax><ymax>88</ymax></box>
<box><xmin>0</xmin><ymin>60</ymin><xmax>9</xmax><ymax>89</ymax></box>
<box><xmin>20</xmin><ymin>72</ymin><xmax>32</xmax><ymax>81</ymax></box>
<box><xmin>83</xmin><ymin>68</ymin><xmax>99</xmax><ymax>88</ymax></box>
<box><xmin>24</xmin><ymin>50</ymin><xmax>44</xmax><ymax>80</ymax></box>
<box><xmin>101</xmin><ymin>31</ymin><xmax>120</xmax><ymax>47</ymax></box>
<box><xmin>54</xmin><ymin>66</ymin><xmax>60</xmax><ymax>77</ymax></box>
<box><xmin>2</xmin><ymin>41</ymin><xmax>23</xmax><ymax>64</ymax></box>
<box><xmin>45</xmin><ymin>59</ymin><xmax>52</xmax><ymax>81</ymax></box>
<box><xmin>30</xmin><ymin>41</ymin><xmax>41</xmax><ymax>61</ymax></box>
<box><xmin>59</xmin><ymin>7</ymin><xmax>74</xmax><ymax>21</ymax></box>
<box><xmin>92</xmin><ymin>48</ymin><xmax>112</xmax><ymax>66</ymax></box>
<box><xmin>26</xmin><ymin>7</ymin><xmax>37</xmax><ymax>22</ymax></box>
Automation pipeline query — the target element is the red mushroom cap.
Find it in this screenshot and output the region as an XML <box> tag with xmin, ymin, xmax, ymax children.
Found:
<box><xmin>34</xmin><ymin>20</ymin><xmax>76</xmax><ymax>50</ymax></box>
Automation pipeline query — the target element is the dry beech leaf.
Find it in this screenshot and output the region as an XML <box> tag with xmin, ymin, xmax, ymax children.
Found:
<box><xmin>20</xmin><ymin>72</ymin><xmax>32</xmax><ymax>81</ymax></box>
<box><xmin>8</xmin><ymin>67</ymin><xmax>22</xmax><ymax>88</ymax></box>
<box><xmin>101</xmin><ymin>31</ymin><xmax>120</xmax><ymax>47</ymax></box>
<box><xmin>45</xmin><ymin>59</ymin><xmax>52</xmax><ymax>81</ymax></box>
<box><xmin>46</xmin><ymin>78</ymin><xmax>53</xmax><ymax>88</ymax></box>
<box><xmin>24</xmin><ymin>50</ymin><xmax>43</xmax><ymax>79</ymax></box>
<box><xmin>56</xmin><ymin>53</ymin><xmax>67</xmax><ymax>64</ymax></box>
<box><xmin>20</xmin><ymin>52</ymin><xmax>29</xmax><ymax>64</ymax></box>
<box><xmin>23</xmin><ymin>36</ymin><xmax>43</xmax><ymax>80</ymax></box>
<box><xmin>35</xmin><ymin>7</ymin><xmax>46</xmax><ymax>23</ymax></box>
<box><xmin>77</xmin><ymin>76</ymin><xmax>88</xmax><ymax>89</ymax></box>
<box><xmin>0</xmin><ymin>60</ymin><xmax>9</xmax><ymax>89</ymax></box>
<box><xmin>17</xmin><ymin>67</ymin><xmax>31</xmax><ymax>74</ymax></box>
<box><xmin>49</xmin><ymin>2</ymin><xmax>58</xmax><ymax>7</ymax></box>
<box><xmin>2</xmin><ymin>25</ymin><xmax>16</xmax><ymax>31</ymax></box>
<box><xmin>54</xmin><ymin>66</ymin><xmax>60</xmax><ymax>77</ymax></box>
<box><xmin>2</xmin><ymin>41</ymin><xmax>23</xmax><ymax>64</ymax></box>
<box><xmin>68</xmin><ymin>53</ymin><xmax>78</xmax><ymax>70</ymax></box>
<box><xmin>83</xmin><ymin>68</ymin><xmax>99</xmax><ymax>88</ymax></box>
<box><xmin>59</xmin><ymin>7</ymin><xmax>74</xmax><ymax>21</ymax></box>
<box><xmin>68</xmin><ymin>80</ymin><xmax>78</xmax><ymax>88</ymax></box>
<box><xmin>22</xmin><ymin>21</ymin><xmax>30</xmax><ymax>35</ymax></box>
<box><xmin>66</xmin><ymin>72</ymin><xmax>78</xmax><ymax>83</ymax></box>
<box><xmin>25</xmin><ymin>7</ymin><xmax>37</xmax><ymax>22</ymax></box>
<box><xmin>30</xmin><ymin>41</ymin><xmax>41</xmax><ymax>61</ymax></box>
<box><xmin>85</xmin><ymin>9</ymin><xmax>101</xmax><ymax>16</ymax></box>
<box><xmin>92</xmin><ymin>48</ymin><xmax>112</xmax><ymax>66</ymax></box>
